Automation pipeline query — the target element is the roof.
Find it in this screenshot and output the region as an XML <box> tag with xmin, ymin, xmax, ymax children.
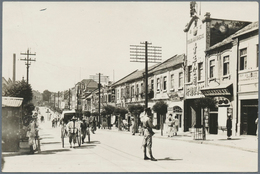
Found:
<box><xmin>206</xmin><ymin>21</ymin><xmax>258</xmax><ymax>52</ymax></box>
<box><xmin>80</xmin><ymin>79</ymin><xmax>98</xmax><ymax>88</ymax></box>
<box><xmin>206</xmin><ymin>34</ymin><xmax>234</xmax><ymax>51</ymax></box>
<box><xmin>149</xmin><ymin>54</ymin><xmax>184</xmax><ymax>74</ymax></box>
<box><xmin>112</xmin><ymin>62</ymin><xmax>162</xmax><ymax>87</ymax></box>
<box><xmin>2</xmin><ymin>97</ymin><xmax>23</xmax><ymax>107</ymax></box>
<box><xmin>112</xmin><ymin>54</ymin><xmax>184</xmax><ymax>87</ymax></box>
<box><xmin>232</xmin><ymin>21</ymin><xmax>258</xmax><ymax>38</ymax></box>
<box><xmin>2</xmin><ymin>77</ymin><xmax>8</xmax><ymax>84</ymax></box>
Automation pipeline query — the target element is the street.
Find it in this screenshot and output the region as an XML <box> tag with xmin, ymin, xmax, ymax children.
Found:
<box><xmin>2</xmin><ymin>108</ymin><xmax>257</xmax><ymax>172</ymax></box>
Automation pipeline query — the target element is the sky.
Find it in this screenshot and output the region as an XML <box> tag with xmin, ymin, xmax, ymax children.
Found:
<box><xmin>2</xmin><ymin>1</ymin><xmax>258</xmax><ymax>93</ymax></box>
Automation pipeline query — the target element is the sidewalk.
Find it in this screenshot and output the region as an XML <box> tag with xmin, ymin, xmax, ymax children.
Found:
<box><xmin>108</xmin><ymin>126</ymin><xmax>258</xmax><ymax>153</ymax></box>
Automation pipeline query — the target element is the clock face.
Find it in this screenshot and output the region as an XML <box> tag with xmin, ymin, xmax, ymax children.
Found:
<box><xmin>219</xmin><ymin>25</ymin><xmax>227</xmax><ymax>33</ymax></box>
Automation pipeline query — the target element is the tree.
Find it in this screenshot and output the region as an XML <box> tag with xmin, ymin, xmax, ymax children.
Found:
<box><xmin>128</xmin><ymin>104</ymin><xmax>144</xmax><ymax>133</ymax></box>
<box><xmin>3</xmin><ymin>80</ymin><xmax>33</xmax><ymax>105</ymax></box>
<box><xmin>152</xmin><ymin>101</ymin><xmax>168</xmax><ymax>136</ymax></box>
<box><xmin>103</xmin><ymin>105</ymin><xmax>115</xmax><ymax>129</ymax></box>
<box><xmin>83</xmin><ymin>111</ymin><xmax>91</xmax><ymax>117</ymax></box>
<box><xmin>103</xmin><ymin>105</ymin><xmax>115</xmax><ymax>115</ymax></box>
<box><xmin>194</xmin><ymin>97</ymin><xmax>217</xmax><ymax>140</ymax></box>
<box><xmin>42</xmin><ymin>90</ymin><xmax>52</xmax><ymax>102</ymax></box>
<box><xmin>3</xmin><ymin>80</ymin><xmax>35</xmax><ymax>126</ymax></box>
<box><xmin>114</xmin><ymin>107</ymin><xmax>128</xmax><ymax>131</ymax></box>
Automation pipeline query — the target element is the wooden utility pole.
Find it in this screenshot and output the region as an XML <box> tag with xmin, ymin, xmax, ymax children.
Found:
<box><xmin>68</xmin><ymin>89</ymin><xmax>71</xmax><ymax>110</ymax></box>
<box><xmin>98</xmin><ymin>73</ymin><xmax>101</xmax><ymax>128</ymax></box>
<box><xmin>20</xmin><ymin>49</ymin><xmax>36</xmax><ymax>84</ymax></box>
<box><xmin>130</xmin><ymin>42</ymin><xmax>162</xmax><ymax>108</ymax></box>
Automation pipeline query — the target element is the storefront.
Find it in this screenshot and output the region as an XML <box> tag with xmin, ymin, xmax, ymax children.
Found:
<box><xmin>200</xmin><ymin>83</ymin><xmax>234</xmax><ymax>134</ymax></box>
<box><xmin>2</xmin><ymin>97</ymin><xmax>23</xmax><ymax>152</ymax></box>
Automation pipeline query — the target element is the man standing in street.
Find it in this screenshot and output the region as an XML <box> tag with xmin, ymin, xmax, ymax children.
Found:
<box><xmin>67</xmin><ymin>116</ymin><xmax>78</xmax><ymax>148</ymax></box>
<box><xmin>226</xmin><ymin>114</ymin><xmax>232</xmax><ymax>140</ymax></box>
<box><xmin>142</xmin><ymin>108</ymin><xmax>157</xmax><ymax>161</ymax></box>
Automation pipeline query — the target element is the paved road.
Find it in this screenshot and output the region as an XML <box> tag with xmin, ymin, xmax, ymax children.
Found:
<box><xmin>3</xmin><ymin>116</ymin><xmax>258</xmax><ymax>172</ymax></box>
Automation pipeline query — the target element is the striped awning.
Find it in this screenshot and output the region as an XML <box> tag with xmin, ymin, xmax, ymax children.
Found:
<box><xmin>200</xmin><ymin>83</ymin><xmax>233</xmax><ymax>97</ymax></box>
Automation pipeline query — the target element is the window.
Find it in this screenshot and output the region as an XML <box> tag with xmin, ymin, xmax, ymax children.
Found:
<box><xmin>188</xmin><ymin>66</ymin><xmax>192</xmax><ymax>82</ymax></box>
<box><xmin>136</xmin><ymin>84</ymin><xmax>139</xmax><ymax>95</ymax></box>
<box><xmin>198</xmin><ymin>62</ymin><xmax>203</xmax><ymax>81</ymax></box>
<box><xmin>151</xmin><ymin>79</ymin><xmax>154</xmax><ymax>90</ymax></box>
<box><xmin>210</xmin><ymin>59</ymin><xmax>215</xmax><ymax>78</ymax></box>
<box><xmin>163</xmin><ymin>76</ymin><xmax>167</xmax><ymax>90</ymax></box>
<box><xmin>179</xmin><ymin>72</ymin><xmax>183</xmax><ymax>88</ymax></box>
<box><xmin>157</xmin><ymin>78</ymin><xmax>160</xmax><ymax>91</ymax></box>
<box><xmin>131</xmin><ymin>86</ymin><xmax>134</xmax><ymax>98</ymax></box>
<box><xmin>141</xmin><ymin>83</ymin><xmax>144</xmax><ymax>93</ymax></box>
<box><xmin>257</xmin><ymin>44</ymin><xmax>259</xmax><ymax>67</ymax></box>
<box><xmin>121</xmin><ymin>88</ymin><xmax>124</xmax><ymax>98</ymax></box>
<box><xmin>240</xmin><ymin>48</ymin><xmax>247</xmax><ymax>70</ymax></box>
<box><xmin>223</xmin><ymin>56</ymin><xmax>230</xmax><ymax>76</ymax></box>
<box><xmin>170</xmin><ymin>74</ymin><xmax>174</xmax><ymax>89</ymax></box>
<box><xmin>117</xmin><ymin>89</ymin><xmax>120</xmax><ymax>100</ymax></box>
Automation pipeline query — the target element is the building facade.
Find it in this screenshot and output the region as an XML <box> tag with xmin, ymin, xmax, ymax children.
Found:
<box><xmin>183</xmin><ymin>3</ymin><xmax>258</xmax><ymax>136</ymax></box>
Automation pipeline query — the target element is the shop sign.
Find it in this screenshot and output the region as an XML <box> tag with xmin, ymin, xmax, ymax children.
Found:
<box><xmin>187</xmin><ymin>34</ymin><xmax>204</xmax><ymax>44</ymax></box>
<box><xmin>239</xmin><ymin>71</ymin><xmax>258</xmax><ymax>81</ymax></box>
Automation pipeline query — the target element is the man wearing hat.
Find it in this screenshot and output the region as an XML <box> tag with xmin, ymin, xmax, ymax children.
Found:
<box><xmin>142</xmin><ymin>108</ymin><xmax>157</xmax><ymax>161</ymax></box>
<box><xmin>226</xmin><ymin>114</ymin><xmax>232</xmax><ymax>140</ymax></box>
<box><xmin>80</xmin><ymin>117</ymin><xmax>88</xmax><ymax>144</ymax></box>
<box><xmin>66</xmin><ymin>116</ymin><xmax>78</xmax><ymax>148</ymax></box>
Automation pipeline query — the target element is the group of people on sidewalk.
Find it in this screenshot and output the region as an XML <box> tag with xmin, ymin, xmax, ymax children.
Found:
<box><xmin>166</xmin><ymin>114</ymin><xmax>179</xmax><ymax>137</ymax></box>
<box><xmin>27</xmin><ymin>112</ymin><xmax>40</xmax><ymax>154</ymax></box>
<box><xmin>66</xmin><ymin>114</ymin><xmax>97</xmax><ymax>148</ymax></box>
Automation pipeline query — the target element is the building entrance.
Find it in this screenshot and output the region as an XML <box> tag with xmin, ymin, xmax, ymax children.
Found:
<box><xmin>209</xmin><ymin>113</ymin><xmax>218</xmax><ymax>134</ymax></box>
<box><xmin>241</xmin><ymin>99</ymin><xmax>258</xmax><ymax>135</ymax></box>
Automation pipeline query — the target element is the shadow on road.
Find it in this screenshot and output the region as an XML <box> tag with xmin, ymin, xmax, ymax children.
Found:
<box><xmin>157</xmin><ymin>157</ymin><xmax>183</xmax><ymax>161</ymax></box>
<box><xmin>39</xmin><ymin>134</ymin><xmax>52</xmax><ymax>136</ymax></box>
<box><xmin>40</xmin><ymin>137</ymin><xmax>54</xmax><ymax>139</ymax></box>
<box><xmin>73</xmin><ymin>145</ymin><xmax>96</xmax><ymax>149</ymax></box>
<box><xmin>38</xmin><ymin>149</ymin><xmax>70</xmax><ymax>155</ymax></box>
<box><xmin>41</xmin><ymin>142</ymin><xmax>60</xmax><ymax>145</ymax></box>
<box><xmin>2</xmin><ymin>149</ymin><xmax>70</xmax><ymax>157</ymax></box>
<box><xmin>218</xmin><ymin>138</ymin><xmax>241</xmax><ymax>141</ymax></box>
<box><xmin>85</xmin><ymin>141</ymin><xmax>100</xmax><ymax>144</ymax></box>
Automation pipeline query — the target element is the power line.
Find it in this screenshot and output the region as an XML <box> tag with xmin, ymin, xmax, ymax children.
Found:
<box><xmin>20</xmin><ymin>48</ymin><xmax>36</xmax><ymax>84</ymax></box>
<box><xmin>130</xmin><ymin>41</ymin><xmax>162</xmax><ymax>108</ymax></box>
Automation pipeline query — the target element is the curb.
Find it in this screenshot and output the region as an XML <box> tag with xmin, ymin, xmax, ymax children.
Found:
<box><xmin>100</xmin><ymin>128</ymin><xmax>258</xmax><ymax>153</ymax></box>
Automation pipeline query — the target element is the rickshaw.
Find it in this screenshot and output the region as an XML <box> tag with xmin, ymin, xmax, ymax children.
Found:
<box><xmin>60</xmin><ymin>110</ymin><xmax>82</xmax><ymax>148</ymax></box>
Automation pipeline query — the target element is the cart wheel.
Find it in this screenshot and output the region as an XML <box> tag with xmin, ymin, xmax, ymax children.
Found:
<box><xmin>88</xmin><ymin>132</ymin><xmax>90</xmax><ymax>143</ymax></box>
<box><xmin>77</xmin><ymin>130</ymin><xmax>81</xmax><ymax>147</ymax></box>
<box><xmin>61</xmin><ymin>127</ymin><xmax>64</xmax><ymax>148</ymax></box>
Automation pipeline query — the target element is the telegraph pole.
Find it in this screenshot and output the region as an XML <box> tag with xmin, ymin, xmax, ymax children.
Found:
<box><xmin>68</xmin><ymin>89</ymin><xmax>71</xmax><ymax>110</ymax></box>
<box><xmin>98</xmin><ymin>73</ymin><xmax>101</xmax><ymax>128</ymax></box>
<box><xmin>20</xmin><ymin>49</ymin><xmax>36</xmax><ymax>84</ymax></box>
<box><xmin>130</xmin><ymin>42</ymin><xmax>162</xmax><ymax>108</ymax></box>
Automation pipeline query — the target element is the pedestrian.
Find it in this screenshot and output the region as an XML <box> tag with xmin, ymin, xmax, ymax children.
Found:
<box><xmin>142</xmin><ymin>108</ymin><xmax>157</xmax><ymax>161</ymax></box>
<box><xmin>131</xmin><ymin>117</ymin><xmax>136</xmax><ymax>135</ymax></box>
<box><xmin>66</xmin><ymin>116</ymin><xmax>78</xmax><ymax>148</ymax></box>
<box><xmin>173</xmin><ymin>115</ymin><xmax>179</xmax><ymax>136</ymax></box>
<box><xmin>226</xmin><ymin>114</ymin><xmax>232</xmax><ymax>140</ymax></box>
<box><xmin>255</xmin><ymin>117</ymin><xmax>258</xmax><ymax>136</ymax></box>
<box><xmin>89</xmin><ymin>115</ymin><xmax>96</xmax><ymax>134</ymax></box>
<box><xmin>167</xmin><ymin>115</ymin><xmax>173</xmax><ymax>137</ymax></box>
<box><xmin>107</xmin><ymin>115</ymin><xmax>111</xmax><ymax>129</ymax></box>
<box><xmin>81</xmin><ymin>117</ymin><xmax>88</xmax><ymax>144</ymax></box>
<box><xmin>27</xmin><ymin>113</ymin><xmax>39</xmax><ymax>153</ymax></box>
<box><xmin>40</xmin><ymin>115</ymin><xmax>44</xmax><ymax>123</ymax></box>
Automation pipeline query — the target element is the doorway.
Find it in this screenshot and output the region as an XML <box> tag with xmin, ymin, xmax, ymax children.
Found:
<box><xmin>241</xmin><ymin>99</ymin><xmax>258</xmax><ymax>135</ymax></box>
<box><xmin>209</xmin><ymin>113</ymin><xmax>218</xmax><ymax>134</ymax></box>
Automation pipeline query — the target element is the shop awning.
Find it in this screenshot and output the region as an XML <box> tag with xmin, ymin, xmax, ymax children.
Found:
<box><xmin>200</xmin><ymin>83</ymin><xmax>233</xmax><ymax>97</ymax></box>
<box><xmin>2</xmin><ymin>97</ymin><xmax>23</xmax><ymax>107</ymax></box>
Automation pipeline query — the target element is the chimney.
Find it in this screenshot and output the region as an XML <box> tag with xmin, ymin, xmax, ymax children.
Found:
<box><xmin>13</xmin><ymin>54</ymin><xmax>16</xmax><ymax>83</ymax></box>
